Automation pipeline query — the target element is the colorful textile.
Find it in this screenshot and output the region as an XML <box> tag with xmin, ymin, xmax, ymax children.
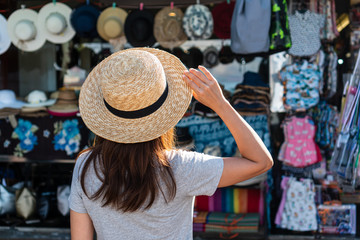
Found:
<box><xmin>280</xmin><ymin>60</ymin><xmax>321</xmax><ymax>110</ymax></box>
<box><xmin>176</xmin><ymin>115</ymin><xmax>236</xmax><ymax>157</ymax></box>
<box><xmin>277</xmin><ymin>177</ymin><xmax>318</xmax><ymax>231</ymax></box>
<box><xmin>242</xmin><ymin>114</ymin><xmax>271</xmax><ymax>152</ymax></box>
<box><xmin>194</xmin><ymin>187</ymin><xmax>261</xmax><ymax>214</ymax></box>
<box><xmin>278</xmin><ymin>116</ymin><xmax>320</xmax><ymax>167</ymax></box>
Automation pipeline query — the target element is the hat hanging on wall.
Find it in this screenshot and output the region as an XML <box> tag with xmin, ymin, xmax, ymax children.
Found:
<box><xmin>154</xmin><ymin>5</ymin><xmax>187</xmax><ymax>49</ymax></box>
<box><xmin>37</xmin><ymin>2</ymin><xmax>75</xmax><ymax>44</ymax></box>
<box><xmin>124</xmin><ymin>8</ymin><xmax>156</xmax><ymax>47</ymax></box>
<box><xmin>97</xmin><ymin>5</ymin><xmax>128</xmax><ymax>41</ymax></box>
<box><xmin>182</xmin><ymin>3</ymin><xmax>213</xmax><ymax>40</ymax></box>
<box><xmin>0</xmin><ymin>14</ymin><xmax>11</xmax><ymax>55</ymax></box>
<box><xmin>202</xmin><ymin>46</ymin><xmax>219</xmax><ymax>68</ymax></box>
<box><xmin>7</xmin><ymin>7</ymin><xmax>46</xmax><ymax>52</ymax></box>
<box><xmin>211</xmin><ymin>1</ymin><xmax>235</xmax><ymax>39</ymax></box>
<box><xmin>70</xmin><ymin>4</ymin><xmax>100</xmax><ymax>38</ymax></box>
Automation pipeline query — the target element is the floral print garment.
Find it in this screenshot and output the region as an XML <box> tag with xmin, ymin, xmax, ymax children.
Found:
<box><xmin>11</xmin><ymin>119</ymin><xmax>39</xmax><ymax>157</ymax></box>
<box><xmin>280</xmin><ymin>60</ymin><xmax>321</xmax><ymax>110</ymax></box>
<box><xmin>279</xmin><ymin>177</ymin><xmax>318</xmax><ymax>231</ymax></box>
<box><xmin>53</xmin><ymin>119</ymin><xmax>81</xmax><ymax>156</ymax></box>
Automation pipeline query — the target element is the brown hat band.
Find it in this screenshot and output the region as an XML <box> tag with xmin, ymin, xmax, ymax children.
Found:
<box><xmin>103</xmin><ymin>83</ymin><xmax>168</xmax><ymax>119</ymax></box>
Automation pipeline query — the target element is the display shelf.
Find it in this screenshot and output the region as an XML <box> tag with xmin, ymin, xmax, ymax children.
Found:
<box><xmin>193</xmin><ymin>225</ymin><xmax>266</xmax><ymax>240</ymax></box>
<box><xmin>0</xmin><ymin>226</ymin><xmax>70</xmax><ymax>240</ymax></box>
<box><xmin>0</xmin><ymin>155</ymin><xmax>75</xmax><ymax>164</ymax></box>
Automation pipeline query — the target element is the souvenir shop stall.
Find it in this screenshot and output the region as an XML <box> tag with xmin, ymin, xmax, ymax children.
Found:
<box><xmin>0</xmin><ymin>0</ymin><xmax>358</xmax><ymax>239</ymax></box>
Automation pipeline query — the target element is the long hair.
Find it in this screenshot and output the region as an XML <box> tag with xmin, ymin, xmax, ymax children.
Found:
<box><xmin>79</xmin><ymin>128</ymin><xmax>177</xmax><ymax>212</ymax></box>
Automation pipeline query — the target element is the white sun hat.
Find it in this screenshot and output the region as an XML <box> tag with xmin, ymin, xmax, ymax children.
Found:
<box><xmin>37</xmin><ymin>2</ymin><xmax>75</xmax><ymax>44</ymax></box>
<box><xmin>0</xmin><ymin>14</ymin><xmax>11</xmax><ymax>55</ymax></box>
<box><xmin>0</xmin><ymin>90</ymin><xmax>25</xmax><ymax>109</ymax></box>
<box><xmin>182</xmin><ymin>4</ymin><xmax>213</xmax><ymax>40</ymax></box>
<box><xmin>7</xmin><ymin>7</ymin><xmax>46</xmax><ymax>52</ymax></box>
<box><xmin>23</xmin><ymin>90</ymin><xmax>56</xmax><ymax>108</ymax></box>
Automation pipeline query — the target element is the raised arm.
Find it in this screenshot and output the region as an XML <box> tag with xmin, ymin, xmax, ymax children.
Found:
<box><xmin>183</xmin><ymin>66</ymin><xmax>273</xmax><ymax>187</ymax></box>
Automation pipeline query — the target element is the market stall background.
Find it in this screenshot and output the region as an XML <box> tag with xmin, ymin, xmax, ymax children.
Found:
<box><xmin>0</xmin><ymin>0</ymin><xmax>360</xmax><ymax>239</ymax></box>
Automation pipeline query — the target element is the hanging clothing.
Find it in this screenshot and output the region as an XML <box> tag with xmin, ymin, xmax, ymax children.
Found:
<box><xmin>278</xmin><ymin>116</ymin><xmax>320</xmax><ymax>168</ymax></box>
<box><xmin>231</xmin><ymin>0</ymin><xmax>271</xmax><ymax>54</ymax></box>
<box><xmin>280</xmin><ymin>60</ymin><xmax>321</xmax><ymax>110</ymax></box>
<box><xmin>275</xmin><ymin>177</ymin><xmax>318</xmax><ymax>231</ymax></box>
<box><xmin>288</xmin><ymin>10</ymin><xmax>325</xmax><ymax>56</ymax></box>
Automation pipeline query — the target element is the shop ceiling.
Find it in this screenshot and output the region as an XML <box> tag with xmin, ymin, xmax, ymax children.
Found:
<box><xmin>2</xmin><ymin>0</ymin><xmax>224</xmax><ymax>11</ymax></box>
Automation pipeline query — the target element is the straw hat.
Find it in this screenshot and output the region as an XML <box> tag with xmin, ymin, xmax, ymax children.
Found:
<box><xmin>70</xmin><ymin>4</ymin><xmax>100</xmax><ymax>38</ymax></box>
<box><xmin>0</xmin><ymin>14</ymin><xmax>11</xmax><ymax>55</ymax></box>
<box><xmin>97</xmin><ymin>6</ymin><xmax>128</xmax><ymax>41</ymax></box>
<box><xmin>79</xmin><ymin>48</ymin><xmax>192</xmax><ymax>143</ymax></box>
<box><xmin>37</xmin><ymin>2</ymin><xmax>75</xmax><ymax>44</ymax></box>
<box><xmin>48</xmin><ymin>89</ymin><xmax>79</xmax><ymax>117</ymax></box>
<box><xmin>7</xmin><ymin>8</ymin><xmax>46</xmax><ymax>52</ymax></box>
<box><xmin>182</xmin><ymin>4</ymin><xmax>213</xmax><ymax>40</ymax></box>
<box><xmin>124</xmin><ymin>9</ymin><xmax>156</xmax><ymax>47</ymax></box>
<box><xmin>154</xmin><ymin>6</ymin><xmax>187</xmax><ymax>49</ymax></box>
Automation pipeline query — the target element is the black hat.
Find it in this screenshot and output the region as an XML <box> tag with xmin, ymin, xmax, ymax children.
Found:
<box><xmin>184</xmin><ymin>47</ymin><xmax>203</xmax><ymax>69</ymax></box>
<box><xmin>218</xmin><ymin>45</ymin><xmax>234</xmax><ymax>64</ymax></box>
<box><xmin>124</xmin><ymin>9</ymin><xmax>156</xmax><ymax>47</ymax></box>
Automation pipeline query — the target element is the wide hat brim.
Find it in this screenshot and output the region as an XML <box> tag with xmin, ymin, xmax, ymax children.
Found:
<box><xmin>23</xmin><ymin>98</ymin><xmax>56</xmax><ymax>108</ymax></box>
<box><xmin>97</xmin><ymin>7</ymin><xmax>128</xmax><ymax>41</ymax></box>
<box><xmin>70</xmin><ymin>4</ymin><xmax>100</xmax><ymax>38</ymax></box>
<box><xmin>37</xmin><ymin>2</ymin><xmax>75</xmax><ymax>44</ymax></box>
<box><xmin>0</xmin><ymin>14</ymin><xmax>11</xmax><ymax>55</ymax></box>
<box><xmin>7</xmin><ymin>9</ymin><xmax>46</xmax><ymax>52</ymax></box>
<box><xmin>79</xmin><ymin>47</ymin><xmax>192</xmax><ymax>143</ymax></box>
<box><xmin>154</xmin><ymin>6</ymin><xmax>187</xmax><ymax>49</ymax></box>
<box><xmin>124</xmin><ymin>10</ymin><xmax>156</xmax><ymax>47</ymax></box>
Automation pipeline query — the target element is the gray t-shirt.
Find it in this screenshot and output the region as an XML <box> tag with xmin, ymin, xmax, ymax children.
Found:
<box><xmin>69</xmin><ymin>149</ymin><xmax>223</xmax><ymax>240</ymax></box>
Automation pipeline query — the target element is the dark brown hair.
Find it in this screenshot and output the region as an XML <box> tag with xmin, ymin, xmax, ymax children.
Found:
<box><xmin>79</xmin><ymin>129</ymin><xmax>177</xmax><ymax>212</ymax></box>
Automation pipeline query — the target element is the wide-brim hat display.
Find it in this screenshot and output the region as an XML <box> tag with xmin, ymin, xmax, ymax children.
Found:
<box><xmin>48</xmin><ymin>89</ymin><xmax>79</xmax><ymax>117</ymax></box>
<box><xmin>37</xmin><ymin>2</ymin><xmax>75</xmax><ymax>44</ymax></box>
<box><xmin>79</xmin><ymin>48</ymin><xmax>192</xmax><ymax>143</ymax></box>
<box><xmin>70</xmin><ymin>4</ymin><xmax>100</xmax><ymax>38</ymax></box>
<box><xmin>0</xmin><ymin>90</ymin><xmax>25</xmax><ymax>109</ymax></box>
<box><xmin>97</xmin><ymin>6</ymin><xmax>128</xmax><ymax>41</ymax></box>
<box><xmin>23</xmin><ymin>90</ymin><xmax>56</xmax><ymax>108</ymax></box>
<box><xmin>124</xmin><ymin>9</ymin><xmax>156</xmax><ymax>47</ymax></box>
<box><xmin>211</xmin><ymin>1</ymin><xmax>235</xmax><ymax>39</ymax></box>
<box><xmin>203</xmin><ymin>46</ymin><xmax>219</xmax><ymax>68</ymax></box>
<box><xmin>182</xmin><ymin>4</ymin><xmax>213</xmax><ymax>40</ymax></box>
<box><xmin>7</xmin><ymin>8</ymin><xmax>46</xmax><ymax>52</ymax></box>
<box><xmin>154</xmin><ymin>6</ymin><xmax>187</xmax><ymax>49</ymax></box>
<box><xmin>0</xmin><ymin>14</ymin><xmax>11</xmax><ymax>55</ymax></box>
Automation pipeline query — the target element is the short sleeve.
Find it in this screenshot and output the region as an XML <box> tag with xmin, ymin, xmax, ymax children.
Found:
<box><xmin>68</xmin><ymin>154</ymin><xmax>88</xmax><ymax>213</ymax></box>
<box><xmin>170</xmin><ymin>150</ymin><xmax>224</xmax><ymax>197</ymax></box>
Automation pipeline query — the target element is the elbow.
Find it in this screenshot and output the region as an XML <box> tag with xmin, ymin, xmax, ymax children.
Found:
<box><xmin>261</xmin><ymin>156</ymin><xmax>274</xmax><ymax>172</ymax></box>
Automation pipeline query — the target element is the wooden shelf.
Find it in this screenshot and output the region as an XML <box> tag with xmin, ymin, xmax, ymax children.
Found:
<box><xmin>0</xmin><ymin>155</ymin><xmax>75</xmax><ymax>164</ymax></box>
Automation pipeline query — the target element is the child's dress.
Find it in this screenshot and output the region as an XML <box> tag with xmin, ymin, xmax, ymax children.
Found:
<box><xmin>278</xmin><ymin>116</ymin><xmax>319</xmax><ymax>167</ymax></box>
